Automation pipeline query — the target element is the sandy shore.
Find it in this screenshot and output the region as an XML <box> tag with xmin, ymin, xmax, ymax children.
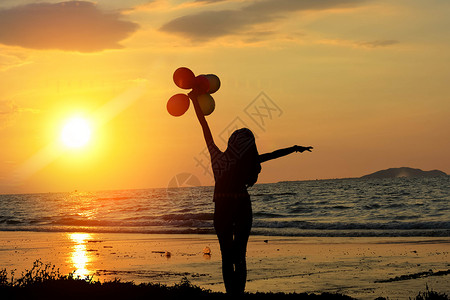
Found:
<box><xmin>0</xmin><ymin>231</ymin><xmax>448</xmax><ymax>299</ymax></box>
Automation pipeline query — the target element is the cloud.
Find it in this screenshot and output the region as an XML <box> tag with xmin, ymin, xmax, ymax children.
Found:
<box><xmin>0</xmin><ymin>100</ymin><xmax>40</xmax><ymax>115</ymax></box>
<box><xmin>0</xmin><ymin>100</ymin><xmax>40</xmax><ymax>129</ymax></box>
<box><xmin>0</xmin><ymin>1</ymin><xmax>139</xmax><ymax>52</ymax></box>
<box><xmin>193</xmin><ymin>0</ymin><xmax>228</xmax><ymax>4</ymax></box>
<box><xmin>359</xmin><ymin>40</ymin><xmax>399</xmax><ymax>48</ymax></box>
<box><xmin>0</xmin><ymin>51</ymin><xmax>31</xmax><ymax>71</ymax></box>
<box><xmin>315</xmin><ymin>38</ymin><xmax>399</xmax><ymax>49</ymax></box>
<box><xmin>194</xmin><ymin>0</ymin><xmax>227</xmax><ymax>3</ymax></box>
<box><xmin>160</xmin><ymin>0</ymin><xmax>362</xmax><ymax>41</ymax></box>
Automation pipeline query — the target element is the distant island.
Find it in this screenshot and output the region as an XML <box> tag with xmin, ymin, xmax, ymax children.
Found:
<box><xmin>361</xmin><ymin>167</ymin><xmax>447</xmax><ymax>179</ymax></box>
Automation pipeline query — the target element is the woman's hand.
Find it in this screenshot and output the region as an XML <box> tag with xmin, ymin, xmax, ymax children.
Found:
<box><xmin>294</xmin><ymin>145</ymin><xmax>313</xmax><ymax>153</ymax></box>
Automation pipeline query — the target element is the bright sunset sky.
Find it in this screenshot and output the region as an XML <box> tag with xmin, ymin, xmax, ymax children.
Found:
<box><xmin>0</xmin><ymin>0</ymin><xmax>449</xmax><ymax>194</ymax></box>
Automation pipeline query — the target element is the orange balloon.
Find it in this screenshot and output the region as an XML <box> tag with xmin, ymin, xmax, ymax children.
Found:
<box><xmin>193</xmin><ymin>75</ymin><xmax>210</xmax><ymax>94</ymax></box>
<box><xmin>197</xmin><ymin>94</ymin><xmax>215</xmax><ymax>116</ymax></box>
<box><xmin>173</xmin><ymin>67</ymin><xmax>195</xmax><ymax>89</ymax></box>
<box><xmin>205</xmin><ymin>74</ymin><xmax>220</xmax><ymax>93</ymax></box>
<box><xmin>167</xmin><ymin>94</ymin><xmax>190</xmax><ymax>116</ymax></box>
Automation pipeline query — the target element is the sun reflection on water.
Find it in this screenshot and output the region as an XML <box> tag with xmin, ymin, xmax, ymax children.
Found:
<box><xmin>68</xmin><ymin>233</ymin><xmax>93</xmax><ymax>278</ymax></box>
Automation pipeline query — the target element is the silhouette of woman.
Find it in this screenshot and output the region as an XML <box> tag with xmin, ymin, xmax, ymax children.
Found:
<box><xmin>189</xmin><ymin>92</ymin><xmax>312</xmax><ymax>295</ymax></box>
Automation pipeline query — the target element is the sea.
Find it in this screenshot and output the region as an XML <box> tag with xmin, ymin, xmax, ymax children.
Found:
<box><xmin>0</xmin><ymin>177</ymin><xmax>449</xmax><ymax>237</ymax></box>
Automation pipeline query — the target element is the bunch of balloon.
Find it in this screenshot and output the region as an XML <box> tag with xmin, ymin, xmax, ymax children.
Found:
<box><xmin>167</xmin><ymin>67</ymin><xmax>220</xmax><ymax>117</ymax></box>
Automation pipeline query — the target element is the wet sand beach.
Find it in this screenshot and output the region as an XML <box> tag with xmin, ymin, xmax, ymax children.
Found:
<box><xmin>1</xmin><ymin>231</ymin><xmax>449</xmax><ymax>299</ymax></box>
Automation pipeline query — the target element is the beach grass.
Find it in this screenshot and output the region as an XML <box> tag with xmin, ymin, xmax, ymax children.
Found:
<box><xmin>1</xmin><ymin>260</ymin><xmax>448</xmax><ymax>299</ymax></box>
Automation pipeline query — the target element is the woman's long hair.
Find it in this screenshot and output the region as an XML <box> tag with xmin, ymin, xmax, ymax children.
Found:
<box><xmin>225</xmin><ymin>128</ymin><xmax>261</xmax><ymax>187</ymax></box>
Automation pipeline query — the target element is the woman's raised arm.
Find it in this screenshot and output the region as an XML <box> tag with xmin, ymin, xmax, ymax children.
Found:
<box><xmin>259</xmin><ymin>145</ymin><xmax>313</xmax><ymax>163</ymax></box>
<box><xmin>188</xmin><ymin>91</ymin><xmax>214</xmax><ymax>147</ymax></box>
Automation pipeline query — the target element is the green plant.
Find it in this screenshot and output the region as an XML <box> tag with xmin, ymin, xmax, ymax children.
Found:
<box><xmin>412</xmin><ymin>285</ymin><xmax>449</xmax><ymax>300</ymax></box>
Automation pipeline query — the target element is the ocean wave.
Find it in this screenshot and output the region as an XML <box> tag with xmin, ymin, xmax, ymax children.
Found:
<box><xmin>161</xmin><ymin>213</ymin><xmax>213</xmax><ymax>221</ymax></box>
<box><xmin>252</xmin><ymin>220</ymin><xmax>450</xmax><ymax>230</ymax></box>
<box><xmin>2</xmin><ymin>218</ymin><xmax>448</xmax><ymax>238</ymax></box>
<box><xmin>1</xmin><ymin>225</ymin><xmax>448</xmax><ymax>237</ymax></box>
<box><xmin>252</xmin><ymin>212</ymin><xmax>287</xmax><ymax>218</ymax></box>
<box><xmin>251</xmin><ymin>228</ymin><xmax>450</xmax><ymax>237</ymax></box>
<box><xmin>1</xmin><ymin>177</ymin><xmax>448</xmax><ymax>237</ymax></box>
<box><xmin>96</xmin><ymin>196</ymin><xmax>134</xmax><ymax>201</ymax></box>
<box><xmin>0</xmin><ymin>226</ymin><xmax>216</xmax><ymax>235</ymax></box>
<box><xmin>251</xmin><ymin>192</ymin><xmax>297</xmax><ymax>197</ymax></box>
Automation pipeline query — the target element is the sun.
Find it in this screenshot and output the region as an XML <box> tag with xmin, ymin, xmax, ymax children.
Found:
<box><xmin>61</xmin><ymin>117</ymin><xmax>92</xmax><ymax>148</ymax></box>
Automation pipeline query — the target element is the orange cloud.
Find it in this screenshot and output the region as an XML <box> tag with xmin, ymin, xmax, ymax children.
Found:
<box><xmin>359</xmin><ymin>40</ymin><xmax>399</xmax><ymax>48</ymax></box>
<box><xmin>160</xmin><ymin>0</ymin><xmax>363</xmax><ymax>41</ymax></box>
<box><xmin>0</xmin><ymin>1</ymin><xmax>139</xmax><ymax>52</ymax></box>
<box><xmin>0</xmin><ymin>50</ymin><xmax>30</xmax><ymax>71</ymax></box>
<box><xmin>315</xmin><ymin>38</ymin><xmax>399</xmax><ymax>49</ymax></box>
<box><xmin>0</xmin><ymin>100</ymin><xmax>40</xmax><ymax>129</ymax></box>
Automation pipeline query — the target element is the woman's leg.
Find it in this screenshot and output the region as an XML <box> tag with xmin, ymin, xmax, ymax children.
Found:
<box><xmin>233</xmin><ymin>200</ymin><xmax>252</xmax><ymax>294</ymax></box>
<box><xmin>214</xmin><ymin>202</ymin><xmax>235</xmax><ymax>294</ymax></box>
<box><xmin>217</xmin><ymin>230</ymin><xmax>235</xmax><ymax>294</ymax></box>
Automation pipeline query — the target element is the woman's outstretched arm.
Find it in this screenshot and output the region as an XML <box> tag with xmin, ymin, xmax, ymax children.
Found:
<box><xmin>188</xmin><ymin>91</ymin><xmax>214</xmax><ymax>147</ymax></box>
<box><xmin>259</xmin><ymin>145</ymin><xmax>313</xmax><ymax>163</ymax></box>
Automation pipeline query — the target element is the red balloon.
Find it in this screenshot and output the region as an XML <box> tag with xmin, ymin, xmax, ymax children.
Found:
<box><xmin>173</xmin><ymin>67</ymin><xmax>195</xmax><ymax>89</ymax></box>
<box><xmin>167</xmin><ymin>94</ymin><xmax>190</xmax><ymax>117</ymax></box>
<box><xmin>193</xmin><ymin>75</ymin><xmax>210</xmax><ymax>94</ymax></box>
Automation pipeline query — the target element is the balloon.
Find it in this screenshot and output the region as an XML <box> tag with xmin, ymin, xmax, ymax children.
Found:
<box><xmin>205</xmin><ymin>74</ymin><xmax>220</xmax><ymax>93</ymax></box>
<box><xmin>193</xmin><ymin>75</ymin><xmax>210</xmax><ymax>94</ymax></box>
<box><xmin>197</xmin><ymin>94</ymin><xmax>215</xmax><ymax>116</ymax></box>
<box><xmin>173</xmin><ymin>67</ymin><xmax>195</xmax><ymax>89</ymax></box>
<box><xmin>167</xmin><ymin>94</ymin><xmax>190</xmax><ymax>116</ymax></box>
